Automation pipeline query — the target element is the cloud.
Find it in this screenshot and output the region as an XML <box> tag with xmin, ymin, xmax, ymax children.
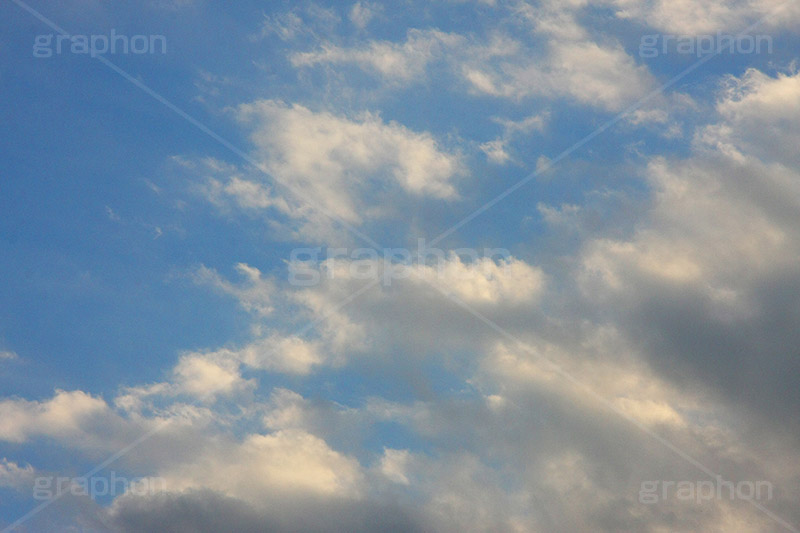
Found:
<box><xmin>460</xmin><ymin>1</ymin><xmax>657</xmax><ymax>112</ymax></box>
<box><xmin>0</xmin><ymin>459</ymin><xmax>34</xmax><ymax>490</ymax></box>
<box><xmin>203</xmin><ymin>175</ymin><xmax>291</xmax><ymax>213</ymax></box>
<box><xmin>255</xmin><ymin>4</ymin><xmax>340</xmax><ymax>42</ymax></box>
<box><xmin>481</xmin><ymin>112</ymin><xmax>549</xmax><ymax>164</ymax></box>
<box><xmin>238</xmin><ymin>100</ymin><xmax>462</xmax><ymax>202</ymax></box>
<box><xmin>159</xmin><ymin>428</ymin><xmax>364</xmax><ymax>500</ymax></box>
<box><xmin>191</xmin><ymin>262</ymin><xmax>275</xmax><ymax>317</ymax></box>
<box><xmin>0</xmin><ymin>390</ymin><xmax>112</xmax><ymax>444</ymax></box>
<box><xmin>291</xmin><ymin>29</ymin><xmax>464</xmax><ymax>83</ymax></box>
<box><xmin>173</xmin><ymin>352</ymin><xmax>254</xmax><ymax>399</ymax></box>
<box><xmin>699</xmin><ymin>67</ymin><xmax>800</xmax><ymax>166</ymax></box>
<box><xmin>175</xmin><ymin>253</ymin><xmax>545</xmax><ymax>379</ymax></box>
<box><xmin>183</xmin><ymin>336</ymin><xmax>325</xmax><ymax>377</ymax></box>
<box><xmin>108</xmin><ymin>488</ymin><xmax>429</xmax><ymax>533</ymax></box>
<box><xmin>464</xmin><ymin>40</ymin><xmax>655</xmax><ymax>112</ymax></box>
<box><xmin>612</xmin><ymin>0</ymin><xmax>800</xmax><ymax>34</ymax></box>
<box><xmin>578</xmin><ymin>68</ymin><xmax>800</xmax><ymax>437</ymax></box>
<box><xmin>407</xmin><ymin>254</ymin><xmax>545</xmax><ymax>304</ymax></box>
<box><xmin>378</xmin><ymin>448</ymin><xmax>412</xmax><ymax>485</ymax></box>
<box><xmin>211</xmin><ymin>100</ymin><xmax>463</xmax><ymax>242</ymax></box>
<box><xmin>280</xmin><ymin>253</ymin><xmax>547</xmax><ymax>361</ymax></box>
<box><xmin>6</xmin><ymin>5</ymin><xmax>800</xmax><ymax>531</ymax></box>
<box><xmin>290</xmin><ymin>4</ymin><xmax>658</xmax><ymax>114</ymax></box>
<box><xmin>349</xmin><ymin>1</ymin><xmax>382</xmax><ymax>29</ymax></box>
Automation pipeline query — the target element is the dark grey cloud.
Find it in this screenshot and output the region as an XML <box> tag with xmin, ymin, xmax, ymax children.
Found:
<box><xmin>110</xmin><ymin>490</ymin><xmax>428</xmax><ymax>533</ymax></box>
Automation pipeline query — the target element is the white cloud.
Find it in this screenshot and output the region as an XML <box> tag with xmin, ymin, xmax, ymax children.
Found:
<box><xmin>230</xmin><ymin>100</ymin><xmax>462</xmax><ymax>241</ymax></box>
<box><xmin>464</xmin><ymin>38</ymin><xmax>655</xmax><ymax>112</ymax></box>
<box><xmin>236</xmin><ymin>335</ymin><xmax>325</xmax><ymax>375</ymax></box>
<box><xmin>0</xmin><ymin>390</ymin><xmax>111</xmax><ymax>443</ymax></box>
<box><xmin>494</xmin><ymin>113</ymin><xmax>549</xmax><ymax>136</ymax></box>
<box><xmin>179</xmin><ymin>253</ymin><xmax>545</xmax><ymax>380</ymax></box>
<box><xmin>480</xmin><ymin>139</ymin><xmax>512</xmax><ymax>164</ymax></box>
<box><xmin>407</xmin><ymin>254</ymin><xmax>545</xmax><ymax>305</ymax></box>
<box><xmin>291</xmin><ymin>29</ymin><xmax>464</xmax><ymax>83</ymax></box>
<box><xmin>204</xmin><ymin>175</ymin><xmax>290</xmax><ymax>213</ymax></box>
<box><xmin>580</xmin><ymin>68</ymin><xmax>800</xmax><ymax>299</ymax></box>
<box><xmin>582</xmin><ymin>154</ymin><xmax>795</xmax><ymax>297</ymax></box>
<box><xmin>262</xmin><ymin>388</ymin><xmax>311</xmax><ymax>431</ymax></box>
<box><xmin>192</xmin><ymin>263</ymin><xmax>275</xmax><ymax>317</ymax></box>
<box><xmin>159</xmin><ymin>428</ymin><xmax>364</xmax><ymax>500</ymax></box>
<box><xmin>612</xmin><ymin>0</ymin><xmax>800</xmax><ymax>34</ymax></box>
<box><xmin>173</xmin><ymin>352</ymin><xmax>253</xmax><ymax>399</ymax></box>
<box><xmin>476</xmin><ymin>328</ymin><xmax>699</xmax><ymax>431</ymax></box>
<box><xmin>0</xmin><ymin>459</ymin><xmax>34</xmax><ymax>490</ymax></box>
<box><xmin>282</xmin><ymin>253</ymin><xmax>546</xmax><ymax>359</ymax></box>
<box><xmin>291</xmin><ymin>6</ymin><xmax>656</xmax><ymax>114</ymax></box>
<box><xmin>349</xmin><ymin>1</ymin><xmax>381</xmax><ymax>29</ymax></box>
<box><xmin>481</xmin><ymin>112</ymin><xmax>549</xmax><ymax>164</ymax></box>
<box><xmin>699</xmin><ymin>68</ymin><xmax>800</xmax><ymax>166</ymax></box>
<box><xmin>309</xmin><ymin>253</ymin><xmax>545</xmax><ymax>306</ymax></box>
<box><xmin>378</xmin><ymin>448</ymin><xmax>412</xmax><ymax>485</ymax></box>
<box><xmin>255</xmin><ymin>4</ymin><xmax>340</xmax><ymax>42</ymax></box>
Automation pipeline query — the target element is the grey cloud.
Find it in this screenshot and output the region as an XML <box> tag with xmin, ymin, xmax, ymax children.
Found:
<box><xmin>109</xmin><ymin>489</ymin><xmax>428</xmax><ymax>533</ymax></box>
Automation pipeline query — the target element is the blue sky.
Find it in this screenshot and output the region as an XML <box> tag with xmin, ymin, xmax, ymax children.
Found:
<box><xmin>2</xmin><ymin>0</ymin><xmax>800</xmax><ymax>531</ymax></box>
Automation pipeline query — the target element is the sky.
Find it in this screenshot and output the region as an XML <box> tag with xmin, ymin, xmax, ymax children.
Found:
<box><xmin>1</xmin><ymin>0</ymin><xmax>800</xmax><ymax>531</ymax></box>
